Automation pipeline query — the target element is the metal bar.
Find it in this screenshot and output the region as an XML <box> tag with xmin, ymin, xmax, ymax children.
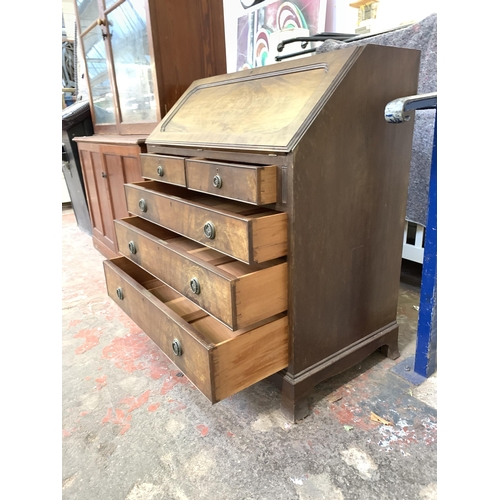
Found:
<box><xmin>385</xmin><ymin>92</ymin><xmax>437</xmax><ymax>123</ymax></box>
<box><xmin>277</xmin><ymin>36</ymin><xmax>346</xmax><ymax>52</ymax></box>
<box><xmin>275</xmin><ymin>48</ymin><xmax>317</xmax><ymax>62</ymax></box>
<box><xmin>414</xmin><ymin>113</ymin><xmax>438</xmax><ymax>378</ymax></box>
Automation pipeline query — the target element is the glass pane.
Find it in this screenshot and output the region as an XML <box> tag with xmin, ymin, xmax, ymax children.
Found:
<box><xmin>82</xmin><ymin>26</ymin><xmax>116</xmax><ymax>124</ymax></box>
<box><xmin>75</xmin><ymin>0</ymin><xmax>100</xmax><ymax>32</ymax></box>
<box><xmin>107</xmin><ymin>0</ymin><xmax>156</xmax><ymax>124</ymax></box>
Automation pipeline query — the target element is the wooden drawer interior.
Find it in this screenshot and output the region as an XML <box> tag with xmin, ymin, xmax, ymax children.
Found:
<box><xmin>116</xmin><ymin>216</ymin><xmax>288</xmax><ymax>330</ymax></box>
<box><xmin>125</xmin><ymin>181</ymin><xmax>287</xmax><ymax>264</ymax></box>
<box><xmin>104</xmin><ymin>257</ymin><xmax>289</xmax><ymax>402</ymax></box>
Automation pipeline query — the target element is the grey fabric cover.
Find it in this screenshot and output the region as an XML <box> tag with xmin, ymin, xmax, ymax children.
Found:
<box><xmin>317</xmin><ymin>13</ymin><xmax>437</xmax><ymax>226</ymax></box>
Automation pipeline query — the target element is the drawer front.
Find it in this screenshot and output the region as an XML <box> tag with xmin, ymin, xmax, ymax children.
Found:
<box><xmin>185</xmin><ymin>159</ymin><xmax>276</xmax><ymax>205</ymax></box>
<box><xmin>125</xmin><ymin>181</ymin><xmax>287</xmax><ymax>265</ymax></box>
<box><xmin>104</xmin><ymin>257</ymin><xmax>289</xmax><ymax>403</ymax></box>
<box><xmin>115</xmin><ymin>217</ymin><xmax>288</xmax><ymax>330</ymax></box>
<box><xmin>103</xmin><ymin>257</ymin><xmax>213</xmax><ymax>397</ymax></box>
<box><xmin>140</xmin><ymin>153</ymin><xmax>186</xmax><ymax>186</ymax></box>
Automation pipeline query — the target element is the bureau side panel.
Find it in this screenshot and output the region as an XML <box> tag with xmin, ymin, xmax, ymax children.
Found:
<box><xmin>288</xmin><ymin>45</ymin><xmax>421</xmax><ymax>374</ymax></box>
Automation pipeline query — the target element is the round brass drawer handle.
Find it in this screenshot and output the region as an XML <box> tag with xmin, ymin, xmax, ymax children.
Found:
<box><xmin>203</xmin><ymin>221</ymin><xmax>216</xmax><ymax>239</ymax></box>
<box><xmin>128</xmin><ymin>241</ymin><xmax>137</xmax><ymax>254</ymax></box>
<box><xmin>157</xmin><ymin>165</ymin><xmax>164</xmax><ymax>177</ymax></box>
<box><xmin>138</xmin><ymin>199</ymin><xmax>147</xmax><ymax>212</ymax></box>
<box><xmin>116</xmin><ymin>287</ymin><xmax>124</xmax><ymax>300</ymax></box>
<box><xmin>190</xmin><ymin>277</ymin><xmax>201</xmax><ymax>295</ymax></box>
<box><xmin>172</xmin><ymin>339</ymin><xmax>183</xmax><ymax>357</ymax></box>
<box><xmin>212</xmin><ymin>174</ymin><xmax>223</xmax><ymax>189</ymax></box>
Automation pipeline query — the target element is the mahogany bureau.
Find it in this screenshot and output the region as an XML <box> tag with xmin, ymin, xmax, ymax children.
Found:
<box><xmin>103</xmin><ymin>45</ymin><xmax>420</xmax><ymax>422</ymax></box>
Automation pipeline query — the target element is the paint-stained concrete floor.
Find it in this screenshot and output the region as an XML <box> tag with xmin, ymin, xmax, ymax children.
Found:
<box><xmin>62</xmin><ymin>207</ymin><xmax>437</xmax><ymax>500</ymax></box>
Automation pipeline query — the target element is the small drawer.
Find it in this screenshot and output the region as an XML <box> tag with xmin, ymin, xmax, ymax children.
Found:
<box><xmin>140</xmin><ymin>153</ymin><xmax>186</xmax><ymax>186</ymax></box>
<box><xmin>125</xmin><ymin>181</ymin><xmax>287</xmax><ymax>265</ymax></box>
<box><xmin>185</xmin><ymin>158</ymin><xmax>276</xmax><ymax>205</ymax></box>
<box><xmin>104</xmin><ymin>257</ymin><xmax>288</xmax><ymax>403</ymax></box>
<box><xmin>115</xmin><ymin>217</ymin><xmax>288</xmax><ymax>330</ymax></box>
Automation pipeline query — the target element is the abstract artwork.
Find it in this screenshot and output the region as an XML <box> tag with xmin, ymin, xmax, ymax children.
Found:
<box><xmin>236</xmin><ymin>0</ymin><xmax>327</xmax><ymax>71</ymax></box>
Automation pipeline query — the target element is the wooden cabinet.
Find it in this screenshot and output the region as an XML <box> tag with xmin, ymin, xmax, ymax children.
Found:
<box><xmin>73</xmin><ymin>0</ymin><xmax>227</xmax><ymax>256</ymax></box>
<box><xmin>103</xmin><ymin>45</ymin><xmax>421</xmax><ymax>421</ymax></box>
<box><xmin>74</xmin><ymin>135</ymin><xmax>146</xmax><ymax>258</ymax></box>
<box><xmin>74</xmin><ymin>0</ymin><xmax>226</xmax><ymax>135</ymax></box>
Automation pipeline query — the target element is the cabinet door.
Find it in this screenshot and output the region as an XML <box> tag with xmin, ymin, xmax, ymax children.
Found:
<box><xmin>106</xmin><ymin>0</ymin><xmax>160</xmax><ymax>133</ymax></box>
<box><xmin>78</xmin><ymin>141</ymin><xmax>144</xmax><ymax>258</ymax></box>
<box><xmin>76</xmin><ymin>0</ymin><xmax>118</xmax><ymax>134</ymax></box>
<box><xmin>78</xmin><ymin>142</ymin><xmax>116</xmax><ymax>253</ymax></box>
<box><xmin>75</xmin><ymin>0</ymin><xmax>159</xmax><ymax>134</ymax></box>
<box><xmin>101</xmin><ymin>144</ymin><xmax>143</xmax><ymax>221</ymax></box>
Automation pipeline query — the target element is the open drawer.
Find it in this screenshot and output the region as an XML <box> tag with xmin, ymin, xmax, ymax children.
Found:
<box><xmin>124</xmin><ymin>181</ymin><xmax>287</xmax><ymax>265</ymax></box>
<box><xmin>103</xmin><ymin>257</ymin><xmax>289</xmax><ymax>403</ymax></box>
<box><xmin>185</xmin><ymin>158</ymin><xmax>277</xmax><ymax>205</ymax></box>
<box><xmin>115</xmin><ymin>217</ymin><xmax>288</xmax><ymax>330</ymax></box>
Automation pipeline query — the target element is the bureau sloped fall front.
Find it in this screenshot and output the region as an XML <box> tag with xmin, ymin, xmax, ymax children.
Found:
<box><xmin>103</xmin><ymin>45</ymin><xmax>420</xmax><ymax>422</ymax></box>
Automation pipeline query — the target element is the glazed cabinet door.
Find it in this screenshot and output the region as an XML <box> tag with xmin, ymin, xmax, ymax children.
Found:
<box><xmin>75</xmin><ymin>0</ymin><xmax>160</xmax><ymax>134</ymax></box>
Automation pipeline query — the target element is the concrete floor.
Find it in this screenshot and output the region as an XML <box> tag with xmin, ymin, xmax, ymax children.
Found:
<box><xmin>62</xmin><ymin>206</ymin><xmax>437</xmax><ymax>500</ymax></box>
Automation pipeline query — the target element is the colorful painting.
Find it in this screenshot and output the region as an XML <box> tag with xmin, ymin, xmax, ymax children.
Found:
<box><xmin>237</xmin><ymin>0</ymin><xmax>327</xmax><ymax>71</ymax></box>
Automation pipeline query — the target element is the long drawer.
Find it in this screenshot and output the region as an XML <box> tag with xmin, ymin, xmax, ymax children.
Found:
<box><xmin>124</xmin><ymin>181</ymin><xmax>287</xmax><ymax>265</ymax></box>
<box><xmin>103</xmin><ymin>257</ymin><xmax>289</xmax><ymax>403</ymax></box>
<box><xmin>115</xmin><ymin>217</ymin><xmax>288</xmax><ymax>330</ymax></box>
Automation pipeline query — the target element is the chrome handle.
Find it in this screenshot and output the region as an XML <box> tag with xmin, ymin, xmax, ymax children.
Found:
<box><xmin>116</xmin><ymin>287</ymin><xmax>124</xmax><ymax>300</ymax></box>
<box><xmin>128</xmin><ymin>241</ymin><xmax>137</xmax><ymax>254</ymax></box>
<box><xmin>157</xmin><ymin>165</ymin><xmax>164</xmax><ymax>177</ymax></box>
<box><xmin>138</xmin><ymin>199</ymin><xmax>147</xmax><ymax>212</ymax></box>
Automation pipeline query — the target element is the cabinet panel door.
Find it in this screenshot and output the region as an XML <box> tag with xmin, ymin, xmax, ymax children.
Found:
<box><xmin>102</xmin><ymin>145</ymin><xmax>143</xmax><ymax>222</ymax></box>
<box><xmin>79</xmin><ymin>146</ymin><xmax>114</xmax><ymax>249</ymax></box>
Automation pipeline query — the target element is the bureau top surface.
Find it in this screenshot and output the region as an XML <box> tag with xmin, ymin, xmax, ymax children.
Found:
<box><xmin>146</xmin><ymin>46</ymin><xmax>363</xmax><ymax>154</ymax></box>
<box><xmin>73</xmin><ymin>134</ymin><xmax>148</xmax><ymax>145</ymax></box>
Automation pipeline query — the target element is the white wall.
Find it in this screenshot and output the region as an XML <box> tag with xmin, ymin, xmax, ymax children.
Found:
<box><xmin>223</xmin><ymin>1</ymin><xmax>264</xmax><ymax>73</ymax></box>
<box><xmin>325</xmin><ymin>0</ymin><xmax>439</xmax><ymax>33</ymax></box>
